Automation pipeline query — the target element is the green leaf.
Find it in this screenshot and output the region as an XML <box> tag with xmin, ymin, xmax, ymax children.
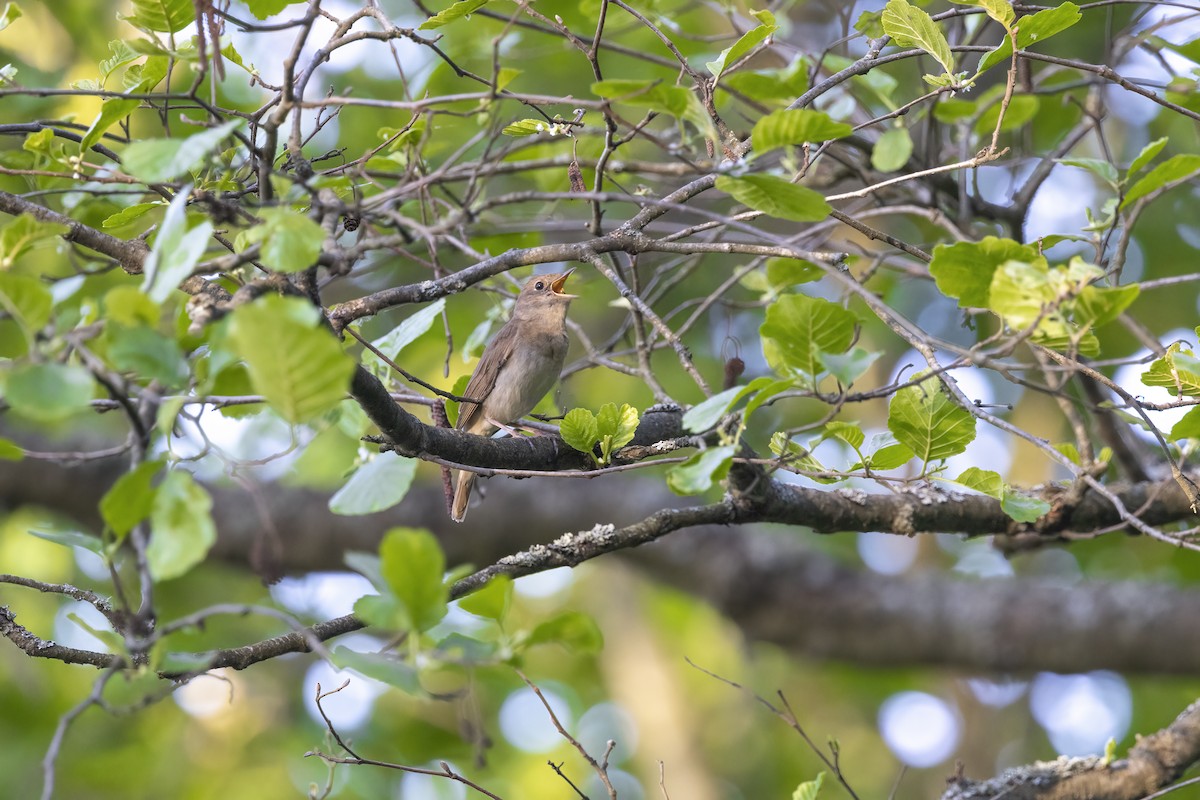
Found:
<box><xmin>818</xmin><ymin>347</ymin><xmax>880</xmax><ymax>386</ymax></box>
<box><xmin>1001</xmin><ymin>490</ymin><xmax>1051</xmax><ymax>523</ymax></box>
<box><xmin>147</xmin><ymin>470</ymin><xmax>216</xmax><ymax>582</ymax></box>
<box><xmin>331</xmin><ymin>647</ymin><xmax>420</xmax><ymax>693</ymax></box>
<box><xmin>974</xmin><ymin>94</ymin><xmax>1039</xmax><ymax>134</ymax></box>
<box><xmin>5</xmin><ymin>363</ymin><xmax>93</xmax><ymax>421</ymax></box>
<box><xmin>1074</xmin><ymin>283</ymin><xmax>1139</xmax><ymax>330</ymax></box>
<box><xmin>67</xmin><ymin>612</ymin><xmax>124</xmax><ymax>654</ymax></box>
<box><xmin>102</xmin><ymin>202</ymin><xmax>162</xmax><ymax>230</ymax></box>
<box><xmin>824</xmin><ymin>421</ymin><xmax>865</xmax><ymax>450</ymax></box>
<box><xmin>592</xmin><ymin>79</ymin><xmax>712</xmax><ymax>134</ymax></box>
<box><xmin>716</xmin><ymin>174</ymin><xmax>831</xmax><ymax>222</ymax></box>
<box><xmin>867</xmin><ymin>441</ymin><xmax>915</xmax><ymax>470</ymax></box>
<box><xmin>379</xmin><ymin>528</ymin><xmax>448</xmax><ymax>633</ymax></box>
<box><xmin>1059</xmin><ymin>157</ymin><xmax>1119</xmax><ymax>187</ymax></box>
<box><xmin>721</xmin><ymin>58</ymin><xmax>808</xmax><ymax>103</ymax></box>
<box><xmin>1171</xmin><ymin>407</ymin><xmax>1200</xmax><ymax>440</ymax></box>
<box><xmin>1053</xmin><ymin>441</ymin><xmax>1082</xmax><ymax>464</ymax></box>
<box><xmin>459</xmin><ymin>575</ymin><xmax>512</xmax><ymax>622</ymax></box>
<box><xmin>121</xmin><ymin>119</ymin><xmax>244</xmax><ymax>183</ymax></box>
<box><xmin>978</xmin><ymin>3</ymin><xmax>1082</xmax><ymax>72</ymax></box>
<box><xmin>108</xmin><ymin>325</ymin><xmax>189</xmax><ymax>388</ymax></box>
<box><xmin>526</xmin><ymin>610</ymin><xmax>604</xmax><ymax>654</ymax></box>
<box><xmin>769</xmin><ymin>433</ymin><xmax>838</xmax><ymax>482</ymax></box>
<box><xmin>365</xmin><ymin>299</ymin><xmax>446</xmax><ymax>370</ymax></box>
<box><xmin>560</xmin><ymin>408</ymin><xmax>600</xmax><ymax>455</ymax></box>
<box><xmin>227</xmin><ymin>295</ymin><xmax>355</xmax><ymax>423</ymax></box>
<box><xmin>948</xmin><ymin>0</ymin><xmax>1014</xmax><ymax>29</ymax></box>
<box><xmin>793</xmin><ymin>772</ymin><xmax>826</xmax><ymax>800</ymax></box>
<box><xmin>1121</xmin><ymin>154</ymin><xmax>1200</xmax><ymax>209</ymax></box>
<box><xmin>0</xmin><ymin>3</ymin><xmax>22</xmax><ymax>32</ymax></box>
<box><xmin>141</xmin><ymin>186</ymin><xmax>212</xmax><ymax>303</ymax></box>
<box><xmin>597</xmin><ymin>402</ymin><xmax>639</xmax><ymax>462</ymax></box>
<box><xmin>955</xmin><ymin>466</ymin><xmax>1004</xmax><ymax>498</ymax></box>
<box><xmin>0</xmin><ymin>438</ymin><xmax>23</xmax><ymax>461</ymax></box>
<box><xmin>682</xmin><ymin>387</ymin><xmax>742</xmax><ymax>433</ymax></box>
<box><xmin>243</xmin><ymin>0</ymin><xmax>294</xmax><ymax>20</ymax></box>
<box><xmin>28</xmin><ymin>528</ymin><xmax>103</xmax><ymax>555</ymax></box>
<box><xmin>870</xmin><ymin>126</ymin><xmax>913</xmax><ymax>172</ymax></box>
<box><xmin>104</xmin><ymin>286</ymin><xmax>159</xmax><ymax>328</ymax></box>
<box><xmin>0</xmin><ymin>271</ymin><xmax>52</xmax><ymax>340</ymax></box>
<box><xmin>760</xmin><ymin>293</ymin><xmax>856</xmax><ymax>379</ymax></box>
<box><xmin>751</xmin><ymin>109</ymin><xmax>852</xmax><ymax>154</ymax></box>
<box><xmin>767</xmin><ymin>257</ymin><xmax>823</xmax><ymax>287</ymax></box>
<box><xmin>419</xmin><ymin>0</ymin><xmax>490</xmax><ymax>30</ymax></box>
<box><xmin>706</xmin><ymin>9</ymin><xmax>778</xmax><ymax>81</ymax></box>
<box><xmin>887</xmin><ymin>375</ymin><xmax>977</xmax><ymax>464</ymax></box>
<box><xmin>0</xmin><ymin>213</ymin><xmax>68</xmax><ymax>270</ymax></box>
<box><xmin>238</xmin><ymin>208</ymin><xmax>325</xmax><ymax>273</ymax></box>
<box><xmin>881</xmin><ymin>0</ymin><xmax>954</xmax><ymax>76</ymax></box>
<box><xmin>1142</xmin><ymin>342</ymin><xmax>1200</xmax><ymax>396</ymax></box>
<box><xmin>80</xmin><ymin>97</ymin><xmax>139</xmax><ymax>154</ymax></box>
<box><xmin>328</xmin><ymin>455</ymin><xmax>418</xmax><ymax>515</ymax></box>
<box><xmin>855</xmin><ymin>10</ymin><xmax>884</xmax><ymax>38</ymax></box>
<box><xmin>988</xmin><ymin>260</ymin><xmax>1060</xmax><ymax>333</ymax></box>
<box><xmin>127</xmin><ymin>0</ymin><xmax>191</xmax><ymax>31</ymax></box>
<box><xmin>1129</xmin><ymin>136</ymin><xmax>1168</xmax><ymax>176</ymax></box>
<box><xmin>100</xmin><ymin>460</ymin><xmax>162</xmax><ymax>538</ymax></box>
<box><xmin>501</xmin><ymin>118</ymin><xmax>566</xmax><ymax>137</ymax></box>
<box><xmin>929</xmin><ymin>236</ymin><xmax>1043</xmax><ymax>308</ymax></box>
<box><xmin>666</xmin><ymin>445</ymin><xmax>736</xmax><ymax>495</ymax></box>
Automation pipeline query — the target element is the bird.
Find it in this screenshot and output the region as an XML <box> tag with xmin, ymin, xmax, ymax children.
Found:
<box><xmin>451</xmin><ymin>269</ymin><xmax>577</xmax><ymax>522</ymax></box>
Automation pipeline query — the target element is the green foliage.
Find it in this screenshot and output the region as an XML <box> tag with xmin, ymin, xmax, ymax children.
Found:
<box><xmin>126</xmin><ymin>0</ymin><xmax>192</xmax><ymax>33</ymax></box>
<box><xmin>1121</xmin><ymin>154</ymin><xmax>1200</xmax><ymax>208</ymax></box>
<box><xmin>716</xmin><ymin>174</ymin><xmax>831</xmax><ymax>221</ymax></box>
<box><xmin>871</xmin><ymin>126</ymin><xmax>913</xmax><ymax>172</ymax></box>
<box><xmin>760</xmin><ymin>293</ymin><xmax>857</xmax><ymax>383</ymax></box>
<box><xmin>363</xmin><ymin>298</ymin><xmax>446</xmax><ymax>375</ymax></box>
<box><xmin>977</xmin><ymin>3</ymin><xmax>1082</xmax><ymax>72</ymax></box>
<box><xmin>560</xmin><ymin>403</ymin><xmax>639</xmax><ymax>466</ymax></box>
<box><xmin>236</xmin><ymin>208</ymin><xmax>326</xmax><ymax>273</ymax></box>
<box><xmin>793</xmin><ymin>772</ymin><xmax>825</xmax><ymax>800</ymax></box>
<box><xmin>0</xmin><ymin>272</ymin><xmax>53</xmax><ymax>343</ymax></box>
<box><xmin>953</xmin><ymin>466</ymin><xmax>1051</xmax><ymax>523</ymax></box>
<box><xmin>667</xmin><ymin>444</ymin><xmax>736</xmax><ymax>494</ymax></box>
<box><xmin>459</xmin><ymin>575</ymin><xmax>512</xmax><ymax>622</ymax></box>
<box><xmin>881</xmin><ymin>0</ymin><xmax>955</xmax><ymax>81</ymax></box>
<box><xmin>121</xmin><ymin>119</ymin><xmax>243</xmax><ymax>183</ymax></box>
<box><xmin>355</xmin><ymin>528</ymin><xmax>448</xmax><ymax>634</ymax></box>
<box><xmin>100</xmin><ymin>460</ymin><xmax>162</xmax><ymax>538</ymax></box>
<box><xmin>751</xmin><ymin>109</ymin><xmax>853</xmax><ymax>154</ymax></box>
<box><xmin>226</xmin><ymin>295</ymin><xmax>355</xmax><ymax>424</ymax></box>
<box><xmin>525</xmin><ymin>610</ymin><xmax>604</xmax><ymax>654</ymax></box>
<box><xmin>592</xmin><ymin>79</ymin><xmax>712</xmax><ymax>135</ymax></box>
<box><xmin>0</xmin><ymin>213</ymin><xmax>68</xmax><ymax>269</ymax></box>
<box><xmin>419</xmin><ymin>0</ymin><xmax>491</xmax><ymax>30</ymax></box>
<box><xmin>4</xmin><ymin>362</ymin><xmax>93</xmax><ymax>421</ymax></box>
<box><xmin>147</xmin><ymin>470</ymin><xmax>216</xmax><ymax>581</ymax></box>
<box><xmin>887</xmin><ymin>374</ymin><xmax>976</xmax><ymax>468</ymax></box>
<box><xmin>140</xmin><ymin>187</ymin><xmax>213</xmax><ymax>303</ymax></box>
<box><xmin>706</xmin><ymin>9</ymin><xmax>778</xmax><ymax>82</ymax></box>
<box><xmin>328</xmin><ymin>455</ymin><xmax>418</xmax><ymax>515</ymax></box>
<box><xmin>1142</xmin><ymin>341</ymin><xmax>1200</xmax><ymax>396</ymax></box>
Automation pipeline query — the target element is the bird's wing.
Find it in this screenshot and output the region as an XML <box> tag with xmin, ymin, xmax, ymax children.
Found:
<box><xmin>456</xmin><ymin>319</ymin><xmax>518</xmax><ymax>433</ymax></box>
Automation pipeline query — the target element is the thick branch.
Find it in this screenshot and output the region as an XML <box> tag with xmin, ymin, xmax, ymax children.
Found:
<box><xmin>943</xmin><ymin>700</ymin><xmax>1200</xmax><ymax>800</ymax></box>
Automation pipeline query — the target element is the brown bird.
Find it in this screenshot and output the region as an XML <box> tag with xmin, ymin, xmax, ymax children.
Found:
<box><xmin>451</xmin><ymin>269</ymin><xmax>577</xmax><ymax>522</ymax></box>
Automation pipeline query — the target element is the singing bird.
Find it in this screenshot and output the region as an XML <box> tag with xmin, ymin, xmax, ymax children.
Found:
<box><xmin>451</xmin><ymin>270</ymin><xmax>577</xmax><ymax>522</ymax></box>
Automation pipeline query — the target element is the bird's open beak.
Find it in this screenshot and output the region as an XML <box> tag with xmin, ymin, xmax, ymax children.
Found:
<box><xmin>551</xmin><ymin>269</ymin><xmax>577</xmax><ymax>298</ymax></box>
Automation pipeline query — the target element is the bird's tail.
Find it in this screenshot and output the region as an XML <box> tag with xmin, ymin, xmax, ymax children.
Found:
<box><xmin>451</xmin><ymin>469</ymin><xmax>475</xmax><ymax>522</ymax></box>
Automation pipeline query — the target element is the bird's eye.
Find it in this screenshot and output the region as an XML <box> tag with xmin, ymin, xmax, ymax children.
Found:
<box><xmin>535</xmin><ymin>281</ymin><xmax>545</xmax><ymax>290</ymax></box>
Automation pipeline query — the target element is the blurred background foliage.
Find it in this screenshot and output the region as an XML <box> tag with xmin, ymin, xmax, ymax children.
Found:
<box><xmin>4</xmin><ymin>0</ymin><xmax>1200</xmax><ymax>798</ymax></box>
